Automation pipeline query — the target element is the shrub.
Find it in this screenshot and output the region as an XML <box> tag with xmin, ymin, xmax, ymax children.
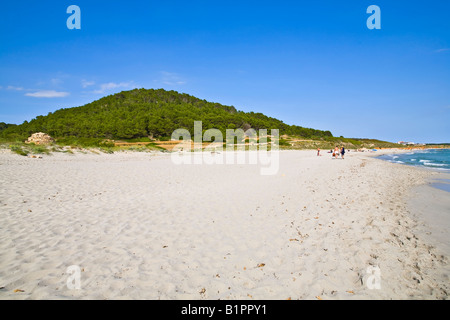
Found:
<box><xmin>99</xmin><ymin>140</ymin><xmax>115</xmax><ymax>148</ymax></box>
<box><xmin>10</xmin><ymin>144</ymin><xmax>28</xmax><ymax>156</ymax></box>
<box><xmin>55</xmin><ymin>137</ymin><xmax>104</xmax><ymax>148</ymax></box>
<box><xmin>279</xmin><ymin>139</ymin><xmax>291</xmax><ymax>146</ymax></box>
<box><xmin>28</xmin><ymin>144</ymin><xmax>49</xmax><ymax>154</ymax></box>
<box><xmin>99</xmin><ymin>147</ymin><xmax>114</xmax><ymax>154</ymax></box>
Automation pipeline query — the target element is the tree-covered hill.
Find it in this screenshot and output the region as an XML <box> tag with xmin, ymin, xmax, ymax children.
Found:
<box><xmin>0</xmin><ymin>88</ymin><xmax>333</xmax><ymax>141</ymax></box>
<box><xmin>0</xmin><ymin>122</ymin><xmax>16</xmax><ymax>132</ymax></box>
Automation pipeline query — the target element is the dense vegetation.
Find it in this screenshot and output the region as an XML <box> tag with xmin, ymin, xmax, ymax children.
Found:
<box><xmin>0</xmin><ymin>122</ymin><xmax>16</xmax><ymax>132</ymax></box>
<box><xmin>0</xmin><ymin>89</ymin><xmax>333</xmax><ymax>141</ymax></box>
<box><xmin>280</xmin><ymin>136</ymin><xmax>403</xmax><ymax>150</ymax></box>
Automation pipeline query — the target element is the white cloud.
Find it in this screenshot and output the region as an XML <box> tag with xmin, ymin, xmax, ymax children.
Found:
<box><xmin>93</xmin><ymin>82</ymin><xmax>135</xmax><ymax>94</ymax></box>
<box><xmin>435</xmin><ymin>48</ymin><xmax>450</xmax><ymax>53</ymax></box>
<box><xmin>81</xmin><ymin>79</ymin><xmax>96</xmax><ymax>88</ymax></box>
<box><xmin>25</xmin><ymin>90</ymin><xmax>70</xmax><ymax>98</ymax></box>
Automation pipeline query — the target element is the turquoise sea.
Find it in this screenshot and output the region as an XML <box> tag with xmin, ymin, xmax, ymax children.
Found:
<box><xmin>378</xmin><ymin>148</ymin><xmax>450</xmax><ymax>192</ymax></box>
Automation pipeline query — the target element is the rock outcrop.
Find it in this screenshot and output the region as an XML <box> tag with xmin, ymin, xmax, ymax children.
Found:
<box><xmin>26</xmin><ymin>132</ymin><xmax>54</xmax><ymax>145</ymax></box>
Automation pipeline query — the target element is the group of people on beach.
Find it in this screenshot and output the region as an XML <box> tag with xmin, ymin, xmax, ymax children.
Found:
<box><xmin>332</xmin><ymin>146</ymin><xmax>345</xmax><ymax>159</ymax></box>
<box><xmin>317</xmin><ymin>146</ymin><xmax>346</xmax><ymax>159</ymax></box>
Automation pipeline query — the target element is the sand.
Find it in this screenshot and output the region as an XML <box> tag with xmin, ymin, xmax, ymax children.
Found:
<box><xmin>0</xmin><ymin>149</ymin><xmax>448</xmax><ymax>300</ymax></box>
<box><xmin>408</xmin><ymin>175</ymin><xmax>450</xmax><ymax>260</ymax></box>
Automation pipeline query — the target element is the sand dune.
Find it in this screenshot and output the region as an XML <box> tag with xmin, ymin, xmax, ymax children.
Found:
<box><xmin>0</xmin><ymin>150</ymin><xmax>448</xmax><ymax>299</ymax></box>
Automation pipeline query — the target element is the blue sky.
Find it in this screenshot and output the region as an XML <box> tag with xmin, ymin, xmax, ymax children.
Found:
<box><xmin>0</xmin><ymin>0</ymin><xmax>449</xmax><ymax>143</ymax></box>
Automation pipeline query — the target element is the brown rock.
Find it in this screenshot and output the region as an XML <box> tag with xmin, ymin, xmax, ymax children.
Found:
<box><xmin>25</xmin><ymin>132</ymin><xmax>54</xmax><ymax>145</ymax></box>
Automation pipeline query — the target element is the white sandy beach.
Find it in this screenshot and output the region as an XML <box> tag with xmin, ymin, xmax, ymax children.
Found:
<box><xmin>0</xmin><ymin>149</ymin><xmax>448</xmax><ymax>300</ymax></box>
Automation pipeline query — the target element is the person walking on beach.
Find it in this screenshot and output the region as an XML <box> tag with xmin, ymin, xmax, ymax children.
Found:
<box><xmin>317</xmin><ymin>148</ymin><xmax>321</xmax><ymax>156</ymax></box>
<box><xmin>341</xmin><ymin>146</ymin><xmax>345</xmax><ymax>159</ymax></box>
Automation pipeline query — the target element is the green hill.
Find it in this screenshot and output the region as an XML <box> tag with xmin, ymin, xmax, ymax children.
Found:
<box><xmin>0</xmin><ymin>122</ymin><xmax>16</xmax><ymax>132</ymax></box>
<box><xmin>1</xmin><ymin>88</ymin><xmax>333</xmax><ymax>142</ymax></box>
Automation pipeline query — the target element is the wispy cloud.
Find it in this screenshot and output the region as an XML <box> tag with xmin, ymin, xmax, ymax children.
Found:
<box><xmin>6</xmin><ymin>85</ymin><xmax>25</xmax><ymax>91</ymax></box>
<box><xmin>81</xmin><ymin>79</ymin><xmax>96</xmax><ymax>88</ymax></box>
<box><xmin>157</xmin><ymin>71</ymin><xmax>186</xmax><ymax>86</ymax></box>
<box><xmin>92</xmin><ymin>82</ymin><xmax>136</xmax><ymax>94</ymax></box>
<box><xmin>2</xmin><ymin>84</ymin><xmax>69</xmax><ymax>98</ymax></box>
<box><xmin>435</xmin><ymin>48</ymin><xmax>450</xmax><ymax>53</ymax></box>
<box><xmin>25</xmin><ymin>90</ymin><xmax>70</xmax><ymax>98</ymax></box>
<box><xmin>50</xmin><ymin>78</ymin><xmax>64</xmax><ymax>86</ymax></box>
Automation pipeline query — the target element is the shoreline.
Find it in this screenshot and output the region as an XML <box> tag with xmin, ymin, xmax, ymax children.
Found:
<box><xmin>408</xmin><ymin>178</ymin><xmax>450</xmax><ymax>256</ymax></box>
<box><xmin>370</xmin><ymin>148</ymin><xmax>450</xmax><ymax>254</ymax></box>
<box><xmin>0</xmin><ymin>150</ymin><xmax>448</xmax><ymax>299</ymax></box>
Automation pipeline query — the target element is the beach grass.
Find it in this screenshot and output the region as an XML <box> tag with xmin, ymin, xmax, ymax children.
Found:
<box><xmin>8</xmin><ymin>142</ymin><xmax>51</xmax><ymax>156</ymax></box>
<box><xmin>1</xmin><ymin>134</ymin><xmax>445</xmax><ymax>156</ymax></box>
